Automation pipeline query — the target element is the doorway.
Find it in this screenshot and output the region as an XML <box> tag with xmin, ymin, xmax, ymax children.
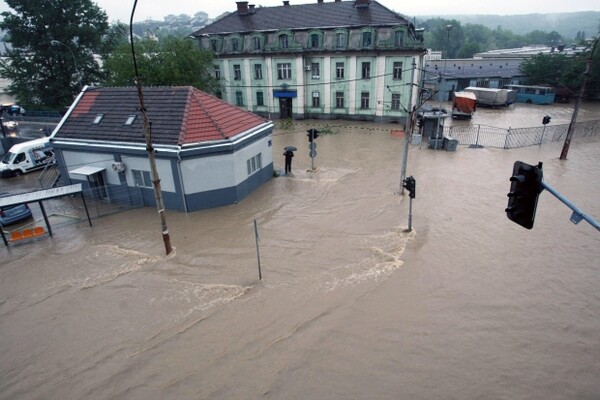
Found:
<box><xmin>279</xmin><ymin>98</ymin><xmax>293</xmax><ymax>119</ymax></box>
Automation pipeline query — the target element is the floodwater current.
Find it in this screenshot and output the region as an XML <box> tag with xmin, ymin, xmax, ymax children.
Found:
<box><xmin>1</xmin><ymin>102</ymin><xmax>600</xmax><ymax>399</ymax></box>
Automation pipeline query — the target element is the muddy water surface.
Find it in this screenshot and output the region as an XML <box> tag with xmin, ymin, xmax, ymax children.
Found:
<box><xmin>1</xmin><ymin>102</ymin><xmax>600</xmax><ymax>399</ymax></box>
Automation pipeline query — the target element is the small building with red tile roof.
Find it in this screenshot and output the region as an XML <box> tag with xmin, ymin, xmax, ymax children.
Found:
<box><xmin>50</xmin><ymin>86</ymin><xmax>274</xmax><ymax>212</ymax></box>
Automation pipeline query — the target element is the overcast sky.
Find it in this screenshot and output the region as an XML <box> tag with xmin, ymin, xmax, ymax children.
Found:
<box><xmin>1</xmin><ymin>0</ymin><xmax>600</xmax><ymax>23</ymax></box>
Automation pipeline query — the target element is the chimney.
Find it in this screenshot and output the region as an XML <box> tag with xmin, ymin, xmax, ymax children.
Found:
<box><xmin>236</xmin><ymin>1</ymin><xmax>249</xmax><ymax>15</ymax></box>
<box><xmin>283</xmin><ymin>1</ymin><xmax>290</xmax><ymax>6</ymax></box>
<box><xmin>355</xmin><ymin>0</ymin><xmax>370</xmax><ymax>7</ymax></box>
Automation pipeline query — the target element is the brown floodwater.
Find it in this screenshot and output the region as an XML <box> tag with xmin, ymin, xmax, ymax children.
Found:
<box><xmin>1</xmin><ymin>102</ymin><xmax>600</xmax><ymax>399</ymax></box>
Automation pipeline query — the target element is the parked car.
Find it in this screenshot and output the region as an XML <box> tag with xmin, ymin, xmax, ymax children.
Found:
<box><xmin>0</xmin><ymin>193</ymin><xmax>33</xmax><ymax>226</ymax></box>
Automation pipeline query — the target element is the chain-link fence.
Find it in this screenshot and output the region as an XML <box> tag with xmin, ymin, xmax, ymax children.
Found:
<box><xmin>445</xmin><ymin>119</ymin><xmax>600</xmax><ymax>149</ymax></box>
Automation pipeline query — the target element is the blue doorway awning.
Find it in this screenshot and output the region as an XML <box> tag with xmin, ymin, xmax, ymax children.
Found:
<box><xmin>273</xmin><ymin>90</ymin><xmax>297</xmax><ymax>98</ymax></box>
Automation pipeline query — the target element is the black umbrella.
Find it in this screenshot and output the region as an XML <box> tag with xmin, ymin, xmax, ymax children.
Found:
<box><xmin>284</xmin><ymin>146</ymin><xmax>297</xmax><ymax>152</ymax></box>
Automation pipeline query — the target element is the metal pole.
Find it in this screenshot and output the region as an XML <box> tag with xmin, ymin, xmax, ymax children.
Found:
<box><xmin>254</xmin><ymin>219</ymin><xmax>262</xmax><ymax>280</ymax></box>
<box><xmin>130</xmin><ymin>1</ymin><xmax>172</xmax><ymax>255</ymax></box>
<box><xmin>407</xmin><ymin>197</ymin><xmax>413</xmax><ymax>232</ymax></box>
<box><xmin>539</xmin><ymin>125</ymin><xmax>546</xmax><ymax>146</ymax></box>
<box><xmin>400</xmin><ymin>59</ymin><xmax>417</xmax><ymax>194</ymax></box>
<box><xmin>560</xmin><ymin>37</ymin><xmax>599</xmax><ymax>160</ymax></box>
<box><xmin>541</xmin><ymin>181</ymin><xmax>600</xmax><ymax>231</ymax></box>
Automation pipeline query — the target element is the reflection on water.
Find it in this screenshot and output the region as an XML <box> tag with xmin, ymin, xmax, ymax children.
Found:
<box><xmin>1</xmin><ymin>102</ymin><xmax>600</xmax><ymax>399</ymax></box>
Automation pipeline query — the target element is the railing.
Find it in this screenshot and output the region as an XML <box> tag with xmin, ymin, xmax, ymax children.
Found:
<box><xmin>445</xmin><ymin>119</ymin><xmax>600</xmax><ymax>149</ymax></box>
<box><xmin>38</xmin><ymin>158</ymin><xmax>60</xmax><ymax>189</ymax></box>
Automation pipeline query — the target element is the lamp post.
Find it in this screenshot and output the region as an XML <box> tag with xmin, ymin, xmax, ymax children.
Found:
<box><xmin>434</xmin><ymin>24</ymin><xmax>452</xmax><ymax>150</ymax></box>
<box><xmin>559</xmin><ymin>37</ymin><xmax>599</xmax><ymax>160</ymax></box>
<box><xmin>51</xmin><ymin>40</ymin><xmax>82</xmax><ymax>91</ymax></box>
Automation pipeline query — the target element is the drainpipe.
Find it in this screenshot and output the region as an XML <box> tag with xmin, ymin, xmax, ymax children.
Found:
<box><xmin>177</xmin><ymin>152</ymin><xmax>188</xmax><ymax>213</ymax></box>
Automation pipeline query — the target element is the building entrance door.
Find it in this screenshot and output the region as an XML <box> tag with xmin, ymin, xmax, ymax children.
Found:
<box><xmin>279</xmin><ymin>98</ymin><xmax>293</xmax><ymax>119</ymax></box>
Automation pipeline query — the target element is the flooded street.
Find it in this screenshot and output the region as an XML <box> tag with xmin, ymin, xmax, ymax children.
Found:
<box><xmin>1</xmin><ymin>102</ymin><xmax>600</xmax><ymax>399</ymax></box>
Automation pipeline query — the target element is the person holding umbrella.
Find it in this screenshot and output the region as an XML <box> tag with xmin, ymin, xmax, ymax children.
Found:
<box><xmin>283</xmin><ymin>146</ymin><xmax>296</xmax><ymax>174</ymax></box>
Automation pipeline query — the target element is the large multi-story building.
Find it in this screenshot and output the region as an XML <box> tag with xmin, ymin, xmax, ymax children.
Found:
<box><xmin>192</xmin><ymin>0</ymin><xmax>426</xmax><ymax>123</ymax></box>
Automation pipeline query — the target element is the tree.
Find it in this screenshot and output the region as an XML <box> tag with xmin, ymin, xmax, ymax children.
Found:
<box><xmin>0</xmin><ymin>0</ymin><xmax>111</xmax><ymax>109</ymax></box>
<box><xmin>102</xmin><ymin>36</ymin><xmax>217</xmax><ymax>92</ymax></box>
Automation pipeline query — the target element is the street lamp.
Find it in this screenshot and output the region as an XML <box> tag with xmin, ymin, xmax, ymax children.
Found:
<box><xmin>51</xmin><ymin>40</ymin><xmax>82</xmax><ymax>91</ymax></box>
<box><xmin>560</xmin><ymin>36</ymin><xmax>600</xmax><ymax>160</ymax></box>
<box><xmin>434</xmin><ymin>24</ymin><xmax>452</xmax><ymax>149</ymax></box>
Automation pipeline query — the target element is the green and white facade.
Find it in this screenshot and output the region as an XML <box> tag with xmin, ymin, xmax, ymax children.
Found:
<box><xmin>193</xmin><ymin>0</ymin><xmax>426</xmax><ymax>123</ymax></box>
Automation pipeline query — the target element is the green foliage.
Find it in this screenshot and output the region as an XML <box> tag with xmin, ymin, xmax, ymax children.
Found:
<box><xmin>520</xmin><ymin>47</ymin><xmax>600</xmax><ymax>99</ymax></box>
<box><xmin>420</xmin><ymin>18</ymin><xmax>569</xmax><ymax>58</ymax></box>
<box><xmin>0</xmin><ymin>0</ymin><xmax>111</xmax><ymax>108</ymax></box>
<box><xmin>102</xmin><ymin>36</ymin><xmax>217</xmax><ymax>91</ymax></box>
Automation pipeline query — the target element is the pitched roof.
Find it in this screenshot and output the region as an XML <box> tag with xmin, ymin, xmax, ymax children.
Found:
<box><xmin>192</xmin><ymin>0</ymin><xmax>410</xmax><ymax>36</ymax></box>
<box><xmin>54</xmin><ymin>86</ymin><xmax>268</xmax><ymax>147</ymax></box>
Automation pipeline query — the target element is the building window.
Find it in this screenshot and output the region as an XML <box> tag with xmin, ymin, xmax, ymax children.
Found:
<box><xmin>279</xmin><ymin>34</ymin><xmax>288</xmax><ymax>49</ymax></box>
<box><xmin>310</xmin><ymin>33</ymin><xmax>319</xmax><ymax>48</ymax></box>
<box><xmin>277</xmin><ymin>63</ymin><xmax>292</xmax><ymax>80</ymax></box>
<box><xmin>361</xmin><ymin>92</ymin><xmax>370</xmax><ymax>109</ymax></box>
<box><xmin>362</xmin><ymin>31</ymin><xmax>372</xmax><ymax>47</ymax></box>
<box><xmin>210</xmin><ymin>39</ymin><xmax>219</xmax><ymax>52</ymax></box>
<box><xmin>336</xmin><ymin>62</ymin><xmax>344</xmax><ymax>79</ymax></box>
<box><xmin>362</xmin><ymin>62</ymin><xmax>371</xmax><ymax>79</ymax></box>
<box><xmin>312</xmin><ymin>91</ymin><xmax>320</xmax><ymax>107</ymax></box>
<box><xmin>476</xmin><ymin>78</ymin><xmax>490</xmax><ymax>88</ymax></box>
<box><xmin>92</xmin><ymin>114</ymin><xmax>104</xmax><ymax>124</ymax></box>
<box><xmin>311</xmin><ymin>62</ymin><xmax>320</xmax><ymax>79</ymax></box>
<box><xmin>335</xmin><ymin>33</ymin><xmax>346</xmax><ymax>49</ymax></box>
<box><xmin>256</xmin><ymin>91</ymin><xmax>264</xmax><ymax>106</ymax></box>
<box><xmin>235</xmin><ymin>91</ymin><xmax>244</xmax><ymax>106</ymax></box>
<box><xmin>336</xmin><ymin>91</ymin><xmax>344</xmax><ymax>108</ymax></box>
<box><xmin>391</xmin><ymin>93</ymin><xmax>401</xmax><ymax>110</ymax></box>
<box><xmin>231</xmin><ymin>38</ymin><xmax>239</xmax><ymax>51</ymax></box>
<box><xmin>216</xmin><ymin>90</ymin><xmax>223</xmax><ymax>99</ymax></box>
<box><xmin>124</xmin><ymin>114</ymin><xmax>136</xmax><ymax>125</ymax></box>
<box><xmin>214</xmin><ymin>65</ymin><xmax>220</xmax><ymax>80</ymax></box>
<box><xmin>393</xmin><ymin>62</ymin><xmax>403</xmax><ymax>80</ymax></box>
<box><xmin>234</xmin><ymin>64</ymin><xmax>241</xmax><ymax>80</ymax></box>
<box><xmin>254</xmin><ymin>64</ymin><xmax>263</xmax><ymax>80</ymax></box>
<box><xmin>394</xmin><ymin>31</ymin><xmax>404</xmax><ymax>47</ymax></box>
<box><xmin>132</xmin><ymin>170</ymin><xmax>152</xmax><ymax>188</ymax></box>
<box><xmin>247</xmin><ymin>153</ymin><xmax>262</xmax><ymax>176</ymax></box>
<box><xmin>253</xmin><ymin>36</ymin><xmax>262</xmax><ymax>50</ymax></box>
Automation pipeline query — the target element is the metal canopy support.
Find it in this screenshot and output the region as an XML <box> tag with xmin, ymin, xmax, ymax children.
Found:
<box><xmin>0</xmin><ymin>184</ymin><xmax>90</xmax><ymax>247</ymax></box>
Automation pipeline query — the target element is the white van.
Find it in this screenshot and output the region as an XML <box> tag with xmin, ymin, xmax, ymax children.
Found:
<box><xmin>0</xmin><ymin>138</ymin><xmax>54</xmax><ymax>178</ymax></box>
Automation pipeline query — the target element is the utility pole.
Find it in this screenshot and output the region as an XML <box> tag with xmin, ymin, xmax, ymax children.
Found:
<box><xmin>560</xmin><ymin>37</ymin><xmax>599</xmax><ymax>160</ymax></box>
<box><xmin>400</xmin><ymin>59</ymin><xmax>417</xmax><ymax>195</ymax></box>
<box><xmin>130</xmin><ymin>0</ymin><xmax>172</xmax><ymax>255</ymax></box>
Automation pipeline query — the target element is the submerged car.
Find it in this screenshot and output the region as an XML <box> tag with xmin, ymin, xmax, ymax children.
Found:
<box><xmin>0</xmin><ymin>193</ymin><xmax>33</xmax><ymax>226</ymax></box>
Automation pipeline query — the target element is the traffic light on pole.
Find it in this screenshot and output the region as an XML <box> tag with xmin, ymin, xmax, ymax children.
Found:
<box><xmin>403</xmin><ymin>176</ymin><xmax>416</xmax><ymax>199</ymax></box>
<box><xmin>307</xmin><ymin>128</ymin><xmax>320</xmax><ymax>142</ymax></box>
<box><xmin>505</xmin><ymin>161</ymin><xmax>544</xmax><ymax>229</ymax></box>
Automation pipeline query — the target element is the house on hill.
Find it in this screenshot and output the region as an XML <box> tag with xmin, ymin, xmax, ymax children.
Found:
<box><xmin>191</xmin><ymin>0</ymin><xmax>426</xmax><ymax>123</ymax></box>
<box><xmin>50</xmin><ymin>86</ymin><xmax>274</xmax><ymax>212</ymax></box>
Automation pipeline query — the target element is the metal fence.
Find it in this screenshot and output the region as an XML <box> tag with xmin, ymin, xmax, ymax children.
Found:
<box><xmin>445</xmin><ymin>119</ymin><xmax>600</xmax><ymax>149</ymax></box>
<box><xmin>80</xmin><ymin>183</ymin><xmax>145</xmax><ymax>219</ymax></box>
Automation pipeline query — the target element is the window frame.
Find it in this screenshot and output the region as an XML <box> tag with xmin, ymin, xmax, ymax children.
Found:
<box><xmin>361</xmin><ymin>62</ymin><xmax>371</xmax><ymax>79</ymax></box>
<box><xmin>277</xmin><ymin>63</ymin><xmax>292</xmax><ymax>80</ymax></box>
<box><xmin>254</xmin><ymin>64</ymin><xmax>263</xmax><ymax>80</ymax></box>
<box><xmin>361</xmin><ymin>91</ymin><xmax>370</xmax><ymax>109</ymax></box>
<box><xmin>336</xmin><ymin>62</ymin><xmax>345</xmax><ymax>79</ymax></box>
<box><xmin>393</xmin><ymin>61</ymin><xmax>403</xmax><ymax>80</ymax></box>
<box><xmin>335</xmin><ymin>91</ymin><xmax>345</xmax><ymax>109</ymax></box>
<box><xmin>234</xmin><ymin>64</ymin><xmax>242</xmax><ymax>80</ymax></box>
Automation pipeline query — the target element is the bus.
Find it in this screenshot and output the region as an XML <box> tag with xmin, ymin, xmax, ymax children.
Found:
<box><xmin>503</xmin><ymin>85</ymin><xmax>555</xmax><ymax>105</ymax></box>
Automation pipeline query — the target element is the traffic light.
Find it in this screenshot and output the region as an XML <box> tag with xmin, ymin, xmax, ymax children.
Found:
<box><xmin>505</xmin><ymin>161</ymin><xmax>544</xmax><ymax>229</ymax></box>
<box><xmin>307</xmin><ymin>128</ymin><xmax>320</xmax><ymax>142</ymax></box>
<box><xmin>403</xmin><ymin>176</ymin><xmax>416</xmax><ymax>199</ymax></box>
<box><xmin>542</xmin><ymin>115</ymin><xmax>551</xmax><ymax>125</ymax></box>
